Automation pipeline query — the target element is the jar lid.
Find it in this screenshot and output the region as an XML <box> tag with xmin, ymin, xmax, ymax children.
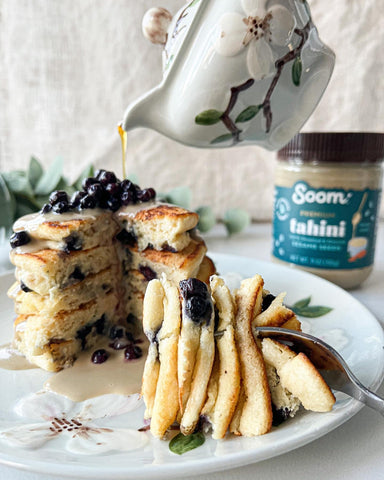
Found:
<box><xmin>278</xmin><ymin>132</ymin><xmax>384</xmax><ymax>164</ymax></box>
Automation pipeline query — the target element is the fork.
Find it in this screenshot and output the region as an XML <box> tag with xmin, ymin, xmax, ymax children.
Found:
<box><xmin>256</xmin><ymin>327</ymin><xmax>384</xmax><ymax>416</ymax></box>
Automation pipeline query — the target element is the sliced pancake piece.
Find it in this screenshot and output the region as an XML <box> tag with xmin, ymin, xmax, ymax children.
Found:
<box><xmin>150</xmin><ymin>275</ymin><xmax>181</xmax><ymax>438</ymax></box>
<box><xmin>14</xmin><ymin>291</ymin><xmax>119</xmax><ymax>371</ymax></box>
<box><xmin>12</xmin><ymin>209</ymin><xmax>119</xmax><ymax>252</ymax></box>
<box><xmin>179</xmin><ymin>279</ymin><xmax>215</xmax><ymax>436</ymax></box>
<box><xmin>232</xmin><ymin>275</ymin><xmax>272</xmax><ymax>437</ymax></box>
<box><xmin>262</xmin><ymin>338</ymin><xmax>335</xmax><ymax>413</ymax></box>
<box><xmin>196</xmin><ymin>256</ymin><xmax>216</xmax><ymax>283</ymax></box>
<box><xmin>10</xmin><ymin>266</ymin><xmax>119</xmax><ymax>316</ymax></box>
<box><xmin>127</xmin><ymin>238</ymin><xmax>207</xmax><ymax>286</ymax></box>
<box><xmin>142</xmin><ymin>279</ymin><xmax>165</xmax><ymax>419</ymax></box>
<box><xmin>11</xmin><ymin>245</ymin><xmax>119</xmax><ymax>296</ymax></box>
<box><xmin>201</xmin><ymin>276</ymin><xmax>240</xmax><ymax>439</ymax></box>
<box><xmin>117</xmin><ymin>203</ymin><xmax>199</xmax><ymax>252</ymax></box>
<box><xmin>253</xmin><ymin>292</ymin><xmax>297</xmax><ymax>328</ymax></box>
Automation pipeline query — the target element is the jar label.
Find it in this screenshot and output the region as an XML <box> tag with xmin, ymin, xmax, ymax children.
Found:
<box><xmin>273</xmin><ymin>181</ymin><xmax>382</xmax><ymax>270</ymax></box>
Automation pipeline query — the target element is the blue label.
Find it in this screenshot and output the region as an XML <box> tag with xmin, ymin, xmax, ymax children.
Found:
<box><xmin>273</xmin><ymin>181</ymin><xmax>381</xmax><ymax>270</ymax></box>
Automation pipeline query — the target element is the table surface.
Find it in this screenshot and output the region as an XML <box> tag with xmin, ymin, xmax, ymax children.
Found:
<box><xmin>0</xmin><ymin>222</ymin><xmax>383</xmax><ymax>480</ymax></box>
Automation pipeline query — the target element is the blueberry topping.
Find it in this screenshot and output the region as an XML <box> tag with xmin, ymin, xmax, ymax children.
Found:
<box><xmin>185</xmin><ymin>296</ymin><xmax>211</xmax><ymax>321</ymax></box>
<box><xmin>91</xmin><ymin>349</ymin><xmax>109</xmax><ymax>364</ymax></box>
<box><xmin>139</xmin><ymin>265</ymin><xmax>157</xmax><ymax>281</ymax></box>
<box><xmin>87</xmin><ymin>183</ymin><xmax>104</xmax><ymax>200</ymax></box>
<box><xmin>82</xmin><ymin>177</ymin><xmax>98</xmax><ymax>190</ymax></box>
<box><xmin>109</xmin><ymin>337</ymin><xmax>132</xmax><ymax>350</ymax></box>
<box><xmin>95</xmin><ymin>169</ymin><xmax>106</xmax><ymax>179</ymax></box>
<box><xmin>10</xmin><ymin>231</ymin><xmax>31</xmax><ymax>248</ymax></box>
<box><xmin>106</xmin><ymin>196</ymin><xmax>121</xmax><ymax>212</ymax></box>
<box><xmin>105</xmin><ymin>182</ymin><xmax>121</xmax><ymax>197</ymax></box>
<box><xmin>70</xmin><ymin>190</ymin><xmax>86</xmax><ymax>208</ymax></box>
<box><xmin>262</xmin><ymin>294</ymin><xmax>276</xmax><ymax>312</ymax></box>
<box><xmin>124</xmin><ymin>344</ymin><xmax>143</xmax><ymax>360</ymax></box>
<box><xmin>272</xmin><ymin>405</ymin><xmax>291</xmax><ymax>426</ymax></box>
<box><xmin>179</xmin><ymin>278</ymin><xmax>209</xmax><ymax>300</ymax></box>
<box><xmin>52</xmin><ymin>201</ymin><xmax>70</xmax><ymax>214</ymax></box>
<box><xmin>121</xmin><ymin>190</ymin><xmax>135</xmax><ymax>206</ymax></box>
<box><xmin>20</xmin><ymin>281</ymin><xmax>32</xmax><ymax>293</ymax></box>
<box><xmin>120</xmin><ymin>179</ymin><xmax>133</xmax><ymax>192</ymax></box>
<box><xmin>179</xmin><ymin>279</ymin><xmax>212</xmax><ymax>324</ymax></box>
<box><xmin>40</xmin><ymin>203</ymin><xmax>52</xmax><ymax>214</ymax></box>
<box><xmin>98</xmin><ymin>171</ymin><xmax>117</xmax><ymax>186</ymax></box>
<box><xmin>79</xmin><ymin>194</ymin><xmax>97</xmax><ymax>210</ymax></box>
<box><xmin>137</xmin><ymin>188</ymin><xmax>156</xmax><ymax>202</ymax></box>
<box><xmin>49</xmin><ymin>190</ymin><xmax>68</xmax><ymax>205</ymax></box>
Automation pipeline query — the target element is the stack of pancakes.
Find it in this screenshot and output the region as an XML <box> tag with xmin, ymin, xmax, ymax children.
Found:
<box><xmin>8</xmin><ymin>203</ymin><xmax>215</xmax><ymax>372</ymax></box>
<box><xmin>141</xmin><ymin>274</ymin><xmax>335</xmax><ymax>439</ymax></box>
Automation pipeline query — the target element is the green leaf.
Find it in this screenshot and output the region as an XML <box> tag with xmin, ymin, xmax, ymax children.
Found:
<box><xmin>292</xmin><ymin>56</ymin><xmax>302</xmax><ymax>87</ymax></box>
<box><xmin>292</xmin><ymin>296</ymin><xmax>311</xmax><ymax>310</ymax></box>
<box><xmin>72</xmin><ymin>164</ymin><xmax>95</xmax><ymax>191</ymax></box>
<box><xmin>35</xmin><ymin>157</ymin><xmax>64</xmax><ymax>195</ymax></box>
<box><xmin>195</xmin><ymin>109</ymin><xmax>223</xmax><ymax>126</ymax></box>
<box><xmin>28</xmin><ymin>157</ymin><xmax>44</xmax><ymax>190</ymax></box>
<box><xmin>169</xmin><ymin>432</ymin><xmax>205</xmax><ymax>455</ymax></box>
<box><xmin>235</xmin><ymin>105</ymin><xmax>262</xmax><ymax>123</ymax></box>
<box><xmin>210</xmin><ymin>133</ymin><xmax>234</xmax><ymax>145</ymax></box>
<box><xmin>165</xmin><ymin>186</ymin><xmax>192</xmax><ymax>209</ymax></box>
<box><xmin>0</xmin><ymin>173</ymin><xmax>15</xmax><ymax>231</ymax></box>
<box><xmin>293</xmin><ymin>306</ymin><xmax>333</xmax><ymax>318</ymax></box>
<box><xmin>2</xmin><ymin>171</ymin><xmax>34</xmax><ymax>200</ymax></box>
<box><xmin>15</xmin><ymin>200</ymin><xmax>37</xmax><ymax>219</ymax></box>
<box><xmin>223</xmin><ymin>208</ymin><xmax>250</xmax><ymax>235</ymax></box>
<box><xmin>196</xmin><ymin>206</ymin><xmax>216</xmax><ymax>233</ymax></box>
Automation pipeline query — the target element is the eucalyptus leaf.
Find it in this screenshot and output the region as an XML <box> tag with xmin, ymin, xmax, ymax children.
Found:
<box><xmin>28</xmin><ymin>157</ymin><xmax>44</xmax><ymax>190</ymax></box>
<box><xmin>15</xmin><ymin>201</ymin><xmax>37</xmax><ymax>219</ymax></box>
<box><xmin>72</xmin><ymin>164</ymin><xmax>95</xmax><ymax>191</ymax></box>
<box><xmin>2</xmin><ymin>171</ymin><xmax>34</xmax><ymax>200</ymax></box>
<box><xmin>196</xmin><ymin>206</ymin><xmax>216</xmax><ymax>233</ymax></box>
<box><xmin>292</xmin><ymin>296</ymin><xmax>311</xmax><ymax>310</ymax></box>
<box><xmin>210</xmin><ymin>133</ymin><xmax>234</xmax><ymax>145</ymax></box>
<box><xmin>195</xmin><ymin>109</ymin><xmax>223</xmax><ymax>126</ymax></box>
<box><xmin>169</xmin><ymin>432</ymin><xmax>205</xmax><ymax>455</ymax></box>
<box><xmin>292</xmin><ymin>56</ymin><xmax>302</xmax><ymax>87</ymax></box>
<box><xmin>235</xmin><ymin>105</ymin><xmax>262</xmax><ymax>123</ymax></box>
<box><xmin>165</xmin><ymin>186</ymin><xmax>192</xmax><ymax>209</ymax></box>
<box><xmin>223</xmin><ymin>208</ymin><xmax>250</xmax><ymax>235</ymax></box>
<box><xmin>188</xmin><ymin>0</ymin><xmax>200</xmax><ymax>6</ymax></box>
<box><xmin>35</xmin><ymin>157</ymin><xmax>64</xmax><ymax>195</ymax></box>
<box><xmin>293</xmin><ymin>305</ymin><xmax>333</xmax><ymax>318</ymax></box>
<box><xmin>0</xmin><ymin>173</ymin><xmax>15</xmax><ymax>231</ymax></box>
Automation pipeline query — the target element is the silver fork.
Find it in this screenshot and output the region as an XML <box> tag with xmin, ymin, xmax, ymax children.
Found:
<box><xmin>256</xmin><ymin>327</ymin><xmax>384</xmax><ymax>416</ymax></box>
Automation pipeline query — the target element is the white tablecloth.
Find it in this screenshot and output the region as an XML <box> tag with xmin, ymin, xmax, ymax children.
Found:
<box><xmin>1</xmin><ymin>222</ymin><xmax>383</xmax><ymax>480</ymax></box>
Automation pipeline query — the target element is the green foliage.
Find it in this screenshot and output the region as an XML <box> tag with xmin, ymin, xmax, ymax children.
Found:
<box><xmin>195</xmin><ymin>109</ymin><xmax>223</xmax><ymax>126</ymax></box>
<box><xmin>223</xmin><ymin>208</ymin><xmax>251</xmax><ymax>235</ymax></box>
<box><xmin>210</xmin><ymin>133</ymin><xmax>234</xmax><ymax>145</ymax></box>
<box><xmin>169</xmin><ymin>432</ymin><xmax>205</xmax><ymax>455</ymax></box>
<box><xmin>235</xmin><ymin>105</ymin><xmax>262</xmax><ymax>123</ymax></box>
<box><xmin>290</xmin><ymin>297</ymin><xmax>332</xmax><ymax>318</ymax></box>
<box><xmin>0</xmin><ymin>157</ymin><xmax>94</xmax><ymax>233</ymax></box>
<box><xmin>292</xmin><ymin>56</ymin><xmax>303</xmax><ymax>87</ymax></box>
<box><xmin>195</xmin><ymin>206</ymin><xmax>216</xmax><ymax>233</ymax></box>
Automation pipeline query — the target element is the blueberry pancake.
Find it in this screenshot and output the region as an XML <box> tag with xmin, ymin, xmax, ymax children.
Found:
<box><xmin>8</xmin><ymin>170</ymin><xmax>214</xmax><ymax>371</ymax></box>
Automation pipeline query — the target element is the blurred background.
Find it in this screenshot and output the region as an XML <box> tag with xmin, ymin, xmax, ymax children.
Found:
<box><xmin>0</xmin><ymin>0</ymin><xmax>383</xmax><ymax>220</ymax></box>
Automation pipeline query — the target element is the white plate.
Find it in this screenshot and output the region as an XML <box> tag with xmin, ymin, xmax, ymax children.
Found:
<box><xmin>0</xmin><ymin>253</ymin><xmax>383</xmax><ymax>479</ymax></box>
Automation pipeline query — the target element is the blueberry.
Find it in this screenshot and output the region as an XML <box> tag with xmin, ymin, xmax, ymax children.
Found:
<box><xmin>109</xmin><ymin>325</ymin><xmax>126</xmax><ymax>339</ymax></box>
<box><xmin>124</xmin><ymin>344</ymin><xmax>143</xmax><ymax>360</ymax></box>
<box><xmin>120</xmin><ymin>179</ymin><xmax>133</xmax><ymax>192</ymax></box>
<box><xmin>40</xmin><ymin>203</ymin><xmax>52</xmax><ymax>214</ymax></box>
<box><xmin>10</xmin><ymin>231</ymin><xmax>31</xmax><ymax>248</ymax></box>
<box><xmin>95</xmin><ymin>169</ymin><xmax>106</xmax><ymax>179</ymax></box>
<box><xmin>69</xmin><ymin>267</ymin><xmax>85</xmax><ymax>281</ymax></box>
<box><xmin>49</xmin><ymin>190</ymin><xmax>68</xmax><ymax>205</ymax></box>
<box><xmin>179</xmin><ymin>278</ymin><xmax>208</xmax><ymax>300</ymax></box>
<box><xmin>137</xmin><ymin>188</ymin><xmax>156</xmax><ymax>202</ymax></box>
<box><xmin>262</xmin><ymin>294</ymin><xmax>276</xmax><ymax>312</ymax></box>
<box><xmin>126</xmin><ymin>313</ymin><xmax>137</xmax><ymax>325</ymax></box>
<box><xmin>79</xmin><ymin>194</ymin><xmax>97</xmax><ymax>210</ymax></box>
<box><xmin>20</xmin><ymin>281</ymin><xmax>32</xmax><ymax>293</ymax></box>
<box><xmin>185</xmin><ymin>296</ymin><xmax>211</xmax><ymax>321</ymax></box>
<box><xmin>106</xmin><ymin>196</ymin><xmax>121</xmax><ymax>212</ymax></box>
<box><xmin>116</xmin><ymin>229</ymin><xmax>136</xmax><ymax>246</ymax></box>
<box><xmin>82</xmin><ymin>177</ymin><xmax>98</xmax><ymax>191</ymax></box>
<box><xmin>98</xmin><ymin>171</ymin><xmax>117</xmax><ymax>186</ymax></box>
<box><xmin>64</xmin><ymin>233</ymin><xmax>82</xmax><ymax>252</ymax></box>
<box><xmin>70</xmin><ymin>191</ymin><xmax>87</xmax><ymax>208</ymax></box>
<box><xmin>121</xmin><ymin>190</ymin><xmax>134</xmax><ymax>206</ymax></box>
<box><xmin>87</xmin><ymin>183</ymin><xmax>104</xmax><ymax>200</ymax></box>
<box><xmin>91</xmin><ymin>349</ymin><xmax>109</xmax><ymax>364</ymax></box>
<box><xmin>105</xmin><ymin>182</ymin><xmax>121</xmax><ymax>197</ymax></box>
<box><xmin>139</xmin><ymin>265</ymin><xmax>157</xmax><ymax>281</ymax></box>
<box><xmin>109</xmin><ymin>337</ymin><xmax>131</xmax><ymax>350</ymax></box>
<box><xmin>52</xmin><ymin>201</ymin><xmax>70</xmax><ymax>214</ymax></box>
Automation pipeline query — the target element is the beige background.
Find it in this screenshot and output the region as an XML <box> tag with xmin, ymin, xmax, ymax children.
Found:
<box><xmin>0</xmin><ymin>0</ymin><xmax>383</xmax><ymax>219</ymax></box>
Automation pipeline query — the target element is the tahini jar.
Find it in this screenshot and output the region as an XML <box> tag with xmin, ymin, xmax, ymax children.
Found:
<box><xmin>272</xmin><ymin>133</ymin><xmax>383</xmax><ymax>289</ymax></box>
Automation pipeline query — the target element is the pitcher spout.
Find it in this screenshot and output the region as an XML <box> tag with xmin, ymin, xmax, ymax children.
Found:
<box><xmin>122</xmin><ymin>86</ymin><xmax>163</xmax><ymax>133</ymax></box>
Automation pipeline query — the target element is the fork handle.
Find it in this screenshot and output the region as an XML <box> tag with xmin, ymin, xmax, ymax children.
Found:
<box><xmin>343</xmin><ymin>379</ymin><xmax>384</xmax><ymax>416</ymax></box>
